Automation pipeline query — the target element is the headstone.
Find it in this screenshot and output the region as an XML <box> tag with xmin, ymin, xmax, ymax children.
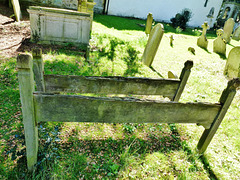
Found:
<box><xmin>224</xmin><ymin>46</ymin><xmax>240</xmax><ymax>79</ymax></box>
<box><xmin>142</xmin><ymin>23</ymin><xmax>164</xmax><ymax>67</ymax></box>
<box><xmin>197</xmin><ymin>22</ymin><xmax>209</xmax><ymax>49</ymax></box>
<box><xmin>170</xmin><ymin>35</ymin><xmax>174</xmax><ymax>47</ymax></box>
<box><xmin>11</xmin><ymin>0</ymin><xmax>21</xmax><ymax>22</ymax></box>
<box><xmin>213</xmin><ymin>29</ymin><xmax>226</xmax><ymax>56</ymax></box>
<box><xmin>145</xmin><ymin>13</ymin><xmax>153</xmax><ymax>35</ymax></box>
<box><xmin>232</xmin><ymin>26</ymin><xmax>240</xmax><ymax>41</ymax></box>
<box><xmin>223</xmin><ymin>18</ymin><xmax>235</xmax><ymax>43</ymax></box>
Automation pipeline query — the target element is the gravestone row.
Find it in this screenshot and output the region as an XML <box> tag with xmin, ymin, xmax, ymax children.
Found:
<box><xmin>143</xmin><ymin>13</ymin><xmax>240</xmax><ymax>79</ymax></box>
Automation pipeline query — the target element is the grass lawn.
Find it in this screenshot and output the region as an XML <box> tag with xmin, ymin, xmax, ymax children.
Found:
<box><xmin>0</xmin><ymin>14</ymin><xmax>240</xmax><ymax>179</ymax></box>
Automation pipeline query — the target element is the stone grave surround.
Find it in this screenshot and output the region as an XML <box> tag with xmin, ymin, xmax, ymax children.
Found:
<box><xmin>27</xmin><ymin>6</ymin><xmax>91</xmax><ymax>48</ymax></box>
<box><xmin>224</xmin><ymin>46</ymin><xmax>240</xmax><ymax>79</ymax></box>
<box><xmin>197</xmin><ymin>22</ymin><xmax>209</xmax><ymax>49</ymax></box>
<box><xmin>223</xmin><ymin>18</ymin><xmax>235</xmax><ymax>43</ymax></box>
<box><xmin>16</xmin><ymin>52</ymin><xmax>240</xmax><ymax>171</ymax></box>
<box><xmin>213</xmin><ymin>29</ymin><xmax>226</xmax><ymax>56</ymax></box>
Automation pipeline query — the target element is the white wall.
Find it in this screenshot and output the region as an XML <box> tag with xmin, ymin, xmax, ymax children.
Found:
<box><xmin>107</xmin><ymin>0</ymin><xmax>223</xmax><ymax>28</ymax></box>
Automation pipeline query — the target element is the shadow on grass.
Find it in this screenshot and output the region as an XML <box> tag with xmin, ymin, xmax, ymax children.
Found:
<box><xmin>216</xmin><ymin>53</ymin><xmax>227</xmax><ymax>60</ymax></box>
<box><xmin>169</xmin><ymin>124</ymin><xmax>218</xmax><ymax>180</ymax></box>
<box><xmin>200</xmin><ymin>155</ymin><xmax>218</xmax><ymax>180</ymax></box>
<box><xmin>6</xmin><ymin>123</ymin><xmax>182</xmax><ymax>179</ymax></box>
<box><xmin>228</xmin><ymin>43</ymin><xmax>235</xmax><ymax>48</ymax></box>
<box><xmin>198</xmin><ymin>46</ymin><xmax>212</xmax><ymax>54</ymax></box>
<box><xmin>4</xmin><ymin>123</ymin><xmax>218</xmax><ymax>179</ymax></box>
<box><xmin>17</xmin><ymin>38</ymin><xmax>86</xmax><ymax>57</ymax></box>
<box><xmin>94</xmin><ymin>14</ymin><xmax>146</xmax><ymax>31</ymax></box>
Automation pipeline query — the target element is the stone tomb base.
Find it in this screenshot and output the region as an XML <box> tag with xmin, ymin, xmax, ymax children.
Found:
<box><xmin>27</xmin><ymin>6</ymin><xmax>91</xmax><ymax>49</ymax></box>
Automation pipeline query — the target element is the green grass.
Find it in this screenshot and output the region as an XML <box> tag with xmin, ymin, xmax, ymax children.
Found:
<box><xmin>0</xmin><ymin>14</ymin><xmax>240</xmax><ymax>179</ymax></box>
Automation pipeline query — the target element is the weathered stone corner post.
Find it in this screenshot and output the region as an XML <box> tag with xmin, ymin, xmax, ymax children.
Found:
<box><xmin>197</xmin><ymin>78</ymin><xmax>240</xmax><ymax>153</ymax></box>
<box><xmin>172</xmin><ymin>60</ymin><xmax>193</xmax><ymax>102</ymax></box>
<box><xmin>32</xmin><ymin>49</ymin><xmax>45</xmax><ymax>92</ymax></box>
<box><xmin>17</xmin><ymin>54</ymin><xmax>38</xmax><ymax>171</ymax></box>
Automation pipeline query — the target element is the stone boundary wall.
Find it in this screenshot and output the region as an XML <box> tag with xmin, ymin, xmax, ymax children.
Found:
<box><xmin>17</xmin><ymin>0</ymin><xmax>104</xmax><ymax>13</ymax></box>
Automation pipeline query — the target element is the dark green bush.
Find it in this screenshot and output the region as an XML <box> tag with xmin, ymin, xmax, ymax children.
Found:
<box><xmin>170</xmin><ymin>9</ymin><xmax>192</xmax><ymax>30</ymax></box>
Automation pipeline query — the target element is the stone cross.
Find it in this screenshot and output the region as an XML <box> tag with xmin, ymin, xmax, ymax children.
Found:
<box><xmin>197</xmin><ymin>22</ymin><xmax>209</xmax><ymax>49</ymax></box>
<box><xmin>224</xmin><ymin>46</ymin><xmax>240</xmax><ymax>79</ymax></box>
<box><xmin>145</xmin><ymin>13</ymin><xmax>153</xmax><ymax>35</ymax></box>
<box><xmin>213</xmin><ymin>29</ymin><xmax>226</xmax><ymax>56</ymax></box>
<box><xmin>142</xmin><ymin>23</ymin><xmax>164</xmax><ymax>67</ymax></box>
<box><xmin>202</xmin><ymin>22</ymin><xmax>209</xmax><ymax>37</ymax></box>
<box><xmin>223</xmin><ymin>18</ymin><xmax>235</xmax><ymax>43</ymax></box>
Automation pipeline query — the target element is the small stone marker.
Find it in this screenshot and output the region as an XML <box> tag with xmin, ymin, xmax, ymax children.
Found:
<box><xmin>233</xmin><ymin>26</ymin><xmax>240</xmax><ymax>41</ymax></box>
<box><xmin>11</xmin><ymin>0</ymin><xmax>21</xmax><ymax>22</ymax></box>
<box><xmin>145</xmin><ymin>13</ymin><xmax>153</xmax><ymax>35</ymax></box>
<box><xmin>170</xmin><ymin>35</ymin><xmax>174</xmax><ymax>47</ymax></box>
<box><xmin>142</xmin><ymin>23</ymin><xmax>164</xmax><ymax>67</ymax></box>
<box><xmin>188</xmin><ymin>47</ymin><xmax>195</xmax><ymax>55</ymax></box>
<box><xmin>224</xmin><ymin>46</ymin><xmax>240</xmax><ymax>79</ymax></box>
<box><xmin>213</xmin><ymin>29</ymin><xmax>226</xmax><ymax>56</ymax></box>
<box><xmin>168</xmin><ymin>71</ymin><xmax>178</xmax><ymax>79</ymax></box>
<box><xmin>223</xmin><ymin>18</ymin><xmax>235</xmax><ymax>43</ymax></box>
<box><xmin>197</xmin><ymin>22</ymin><xmax>209</xmax><ymax>49</ymax></box>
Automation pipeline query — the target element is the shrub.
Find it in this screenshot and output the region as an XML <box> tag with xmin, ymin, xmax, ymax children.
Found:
<box><xmin>170</xmin><ymin>9</ymin><xmax>192</xmax><ymax>30</ymax></box>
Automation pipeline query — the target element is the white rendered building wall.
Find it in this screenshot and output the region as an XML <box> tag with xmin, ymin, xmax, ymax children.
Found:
<box><xmin>107</xmin><ymin>0</ymin><xmax>223</xmax><ymax>28</ymax></box>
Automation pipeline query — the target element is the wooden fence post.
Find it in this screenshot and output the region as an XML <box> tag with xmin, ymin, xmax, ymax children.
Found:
<box><xmin>197</xmin><ymin>78</ymin><xmax>240</xmax><ymax>153</ymax></box>
<box><xmin>32</xmin><ymin>48</ymin><xmax>45</xmax><ymax>92</ymax></box>
<box><xmin>17</xmin><ymin>54</ymin><xmax>38</xmax><ymax>171</ymax></box>
<box><xmin>172</xmin><ymin>60</ymin><xmax>193</xmax><ymax>102</ymax></box>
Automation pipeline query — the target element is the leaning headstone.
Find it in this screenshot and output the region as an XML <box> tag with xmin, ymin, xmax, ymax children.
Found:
<box><xmin>232</xmin><ymin>26</ymin><xmax>240</xmax><ymax>41</ymax></box>
<box><xmin>224</xmin><ymin>46</ymin><xmax>240</xmax><ymax>79</ymax></box>
<box><xmin>213</xmin><ymin>29</ymin><xmax>226</xmax><ymax>56</ymax></box>
<box><xmin>223</xmin><ymin>18</ymin><xmax>235</xmax><ymax>43</ymax></box>
<box><xmin>197</xmin><ymin>22</ymin><xmax>209</xmax><ymax>49</ymax></box>
<box><xmin>142</xmin><ymin>23</ymin><xmax>164</xmax><ymax>67</ymax></box>
<box><xmin>145</xmin><ymin>13</ymin><xmax>153</xmax><ymax>35</ymax></box>
<box><xmin>11</xmin><ymin>0</ymin><xmax>21</xmax><ymax>22</ymax></box>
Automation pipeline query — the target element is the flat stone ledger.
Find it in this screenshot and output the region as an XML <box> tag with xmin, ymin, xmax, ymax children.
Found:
<box><xmin>27</xmin><ymin>6</ymin><xmax>91</xmax><ymax>49</ymax></box>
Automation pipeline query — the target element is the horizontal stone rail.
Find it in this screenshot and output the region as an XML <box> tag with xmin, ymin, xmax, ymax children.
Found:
<box><xmin>34</xmin><ymin>93</ymin><xmax>221</xmax><ymax>127</ymax></box>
